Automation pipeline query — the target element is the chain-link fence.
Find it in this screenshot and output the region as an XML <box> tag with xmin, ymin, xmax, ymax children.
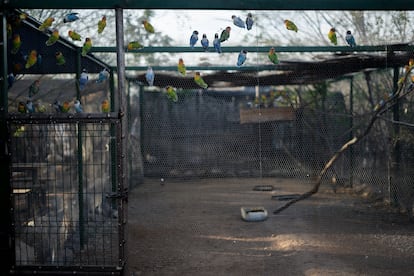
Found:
<box><xmin>128</xmin><ymin>66</ymin><xmax>414</xmax><ymax>221</ymax></box>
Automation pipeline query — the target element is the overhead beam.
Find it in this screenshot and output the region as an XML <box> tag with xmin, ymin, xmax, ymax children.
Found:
<box><xmin>93</xmin><ymin>45</ymin><xmax>414</xmax><ymax>54</ymax></box>
<box><xmin>3</xmin><ymin>0</ymin><xmax>414</xmax><ymax>10</ymax></box>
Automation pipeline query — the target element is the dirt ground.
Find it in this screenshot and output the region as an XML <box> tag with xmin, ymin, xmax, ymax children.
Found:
<box><xmin>126</xmin><ymin>177</ymin><xmax>414</xmax><ymax>276</ymax></box>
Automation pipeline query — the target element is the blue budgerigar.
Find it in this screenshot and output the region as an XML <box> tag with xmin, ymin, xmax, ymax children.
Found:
<box><xmin>79</xmin><ymin>69</ymin><xmax>88</xmax><ymax>90</ymax></box>
<box><xmin>246</xmin><ymin>13</ymin><xmax>254</xmax><ymax>30</ymax></box>
<box><xmin>237</xmin><ymin>50</ymin><xmax>247</xmax><ymax>67</ymax></box>
<box><xmin>96</xmin><ymin>68</ymin><xmax>109</xmax><ymax>83</ymax></box>
<box><xmin>213</xmin><ymin>33</ymin><xmax>222</xmax><ymax>54</ymax></box>
<box><xmin>201</xmin><ymin>34</ymin><xmax>209</xmax><ymax>51</ymax></box>
<box><xmin>190</xmin><ymin>30</ymin><xmax>199</xmax><ymax>48</ymax></box>
<box><xmin>145</xmin><ymin>66</ymin><xmax>155</xmax><ymax>86</ymax></box>
<box><xmin>63</xmin><ymin>13</ymin><xmax>79</xmax><ymax>23</ymax></box>
<box><xmin>345</xmin><ymin>30</ymin><xmax>356</xmax><ymax>47</ymax></box>
<box><xmin>26</xmin><ymin>100</ymin><xmax>35</xmax><ymax>113</ymax></box>
<box><xmin>74</xmin><ymin>100</ymin><xmax>83</xmax><ymax>113</ymax></box>
<box><xmin>232</xmin><ymin>15</ymin><xmax>245</xmax><ymax>29</ymax></box>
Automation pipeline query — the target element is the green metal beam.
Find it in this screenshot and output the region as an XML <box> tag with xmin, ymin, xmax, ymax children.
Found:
<box><xmin>94</xmin><ymin>45</ymin><xmax>414</xmax><ymax>54</ymax></box>
<box><xmin>3</xmin><ymin>0</ymin><xmax>414</xmax><ymax>10</ymax></box>
<box><xmin>121</xmin><ymin>65</ymin><xmax>276</xmax><ymax>72</ymax></box>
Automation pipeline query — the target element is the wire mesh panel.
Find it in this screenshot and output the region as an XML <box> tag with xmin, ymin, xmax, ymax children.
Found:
<box><xmin>8</xmin><ymin>116</ymin><xmax>124</xmax><ymax>273</ymax></box>
<box><xmin>129</xmin><ymin>66</ymin><xmax>414</xmax><ymax>222</ymax></box>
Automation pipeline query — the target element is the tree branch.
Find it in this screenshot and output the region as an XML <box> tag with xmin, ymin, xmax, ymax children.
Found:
<box><xmin>273</xmin><ymin>64</ymin><xmax>414</xmax><ymax>215</ymax></box>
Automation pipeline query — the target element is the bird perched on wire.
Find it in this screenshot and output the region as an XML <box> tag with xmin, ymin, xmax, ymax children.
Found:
<box><xmin>11</xmin><ymin>34</ymin><xmax>21</xmax><ymax>54</ymax></box>
<box><xmin>194</xmin><ymin>72</ymin><xmax>208</xmax><ymax>89</ymax></box>
<box><xmin>190</xmin><ymin>30</ymin><xmax>199</xmax><ymax>48</ymax></box>
<box><xmin>78</xmin><ymin>69</ymin><xmax>89</xmax><ymax>90</ymax></box>
<box><xmin>213</xmin><ymin>33</ymin><xmax>222</xmax><ymax>54</ymax></box>
<box><xmin>127</xmin><ymin>41</ymin><xmax>144</xmax><ymax>51</ymax></box>
<box><xmin>268</xmin><ymin>47</ymin><xmax>279</xmax><ymax>64</ymax></box>
<box><xmin>74</xmin><ymin>100</ymin><xmax>83</xmax><ymax>113</ymax></box>
<box><xmin>68</xmin><ymin>30</ymin><xmax>81</xmax><ymax>41</ymax></box>
<box><xmin>345</xmin><ymin>30</ymin><xmax>356</xmax><ymax>47</ymax></box>
<box><xmin>145</xmin><ymin>66</ymin><xmax>155</xmax><ymax>86</ymax></box>
<box><xmin>55</xmin><ymin>51</ymin><xmax>66</xmax><ymax>66</ymax></box>
<box><xmin>25</xmin><ymin>50</ymin><xmax>38</xmax><ymax>69</ymax></box>
<box><xmin>101</xmin><ymin>99</ymin><xmax>110</xmax><ymax>112</ymax></box>
<box><xmin>237</xmin><ymin>50</ymin><xmax>247</xmax><ymax>67</ymax></box>
<box><xmin>46</xmin><ymin>29</ymin><xmax>59</xmax><ymax>46</ymax></box>
<box><xmin>220</xmin><ymin>26</ymin><xmax>231</xmax><ymax>42</ymax></box>
<box><xmin>328</xmin><ymin>28</ymin><xmax>338</xmax><ymax>45</ymax></box>
<box><xmin>165</xmin><ymin>86</ymin><xmax>178</xmax><ymax>102</ymax></box>
<box><xmin>177</xmin><ymin>58</ymin><xmax>186</xmax><ymax>76</ymax></box>
<box><xmin>81</xmin><ymin>37</ymin><xmax>92</xmax><ymax>56</ymax></box>
<box><xmin>38</xmin><ymin>17</ymin><xmax>54</xmax><ymax>32</ymax></box>
<box><xmin>96</xmin><ymin>68</ymin><xmax>109</xmax><ymax>83</ymax></box>
<box><xmin>200</xmin><ymin>34</ymin><xmax>209</xmax><ymax>51</ymax></box>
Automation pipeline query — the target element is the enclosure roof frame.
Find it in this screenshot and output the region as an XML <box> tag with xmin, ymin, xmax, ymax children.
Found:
<box><xmin>3</xmin><ymin>0</ymin><xmax>414</xmax><ymax>10</ymax></box>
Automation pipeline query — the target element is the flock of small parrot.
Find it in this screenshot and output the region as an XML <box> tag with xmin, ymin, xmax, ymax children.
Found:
<box><xmin>8</xmin><ymin>11</ymin><xmax>362</xmax><ymax>107</ymax></box>
<box><xmin>7</xmin><ymin>11</ymin><xmax>111</xmax><ymax>114</ymax></box>
<box><xmin>142</xmin><ymin>14</ymin><xmax>359</xmax><ymax>103</ymax></box>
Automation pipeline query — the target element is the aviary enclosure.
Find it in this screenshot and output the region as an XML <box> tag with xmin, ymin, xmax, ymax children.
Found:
<box><xmin>1</xmin><ymin>0</ymin><xmax>414</xmax><ymax>275</ymax></box>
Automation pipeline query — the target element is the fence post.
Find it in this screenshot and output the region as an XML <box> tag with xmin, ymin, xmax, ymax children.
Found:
<box><xmin>0</xmin><ymin>9</ymin><xmax>12</xmax><ymax>275</ymax></box>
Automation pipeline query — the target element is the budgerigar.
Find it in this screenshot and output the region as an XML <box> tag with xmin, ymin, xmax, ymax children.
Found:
<box><xmin>127</xmin><ymin>41</ymin><xmax>144</xmax><ymax>51</ymax></box>
<box><xmin>246</xmin><ymin>13</ymin><xmax>254</xmax><ymax>30</ymax></box>
<box><xmin>194</xmin><ymin>72</ymin><xmax>208</xmax><ymax>89</ymax></box>
<box><xmin>101</xmin><ymin>99</ymin><xmax>110</xmax><ymax>112</ymax></box>
<box><xmin>81</xmin><ymin>37</ymin><xmax>92</xmax><ymax>56</ymax></box>
<box><xmin>98</xmin><ymin>16</ymin><xmax>107</xmax><ymax>34</ymax></box>
<box><xmin>79</xmin><ymin>69</ymin><xmax>88</xmax><ymax>90</ymax></box>
<box><xmin>142</xmin><ymin>20</ymin><xmax>155</xmax><ymax>33</ymax></box>
<box><xmin>38</xmin><ymin>17</ymin><xmax>54</xmax><ymax>32</ymax></box>
<box><xmin>145</xmin><ymin>67</ymin><xmax>155</xmax><ymax>86</ymax></box>
<box><xmin>7</xmin><ymin>73</ymin><xmax>15</xmax><ymax>89</ymax></box>
<box><xmin>26</xmin><ymin>100</ymin><xmax>35</xmax><ymax>113</ymax></box>
<box><xmin>36</xmin><ymin>100</ymin><xmax>46</xmax><ymax>113</ymax></box>
<box><xmin>213</xmin><ymin>33</ymin><xmax>222</xmax><ymax>53</ymax></box>
<box><xmin>284</xmin><ymin>19</ymin><xmax>298</xmax><ymax>32</ymax></box>
<box><xmin>96</xmin><ymin>68</ymin><xmax>109</xmax><ymax>83</ymax></box>
<box><xmin>268</xmin><ymin>47</ymin><xmax>279</xmax><ymax>64</ymax></box>
<box><xmin>190</xmin><ymin>30</ymin><xmax>199</xmax><ymax>48</ymax></box>
<box><xmin>63</xmin><ymin>13</ymin><xmax>79</xmax><ymax>23</ymax></box>
<box><xmin>220</xmin><ymin>26</ymin><xmax>231</xmax><ymax>42</ymax></box>
<box><xmin>237</xmin><ymin>50</ymin><xmax>247</xmax><ymax>67</ymax></box>
<box><xmin>201</xmin><ymin>34</ymin><xmax>209</xmax><ymax>51</ymax></box>
<box><xmin>25</xmin><ymin>50</ymin><xmax>38</xmax><ymax>69</ymax></box>
<box><xmin>61</xmin><ymin>101</ymin><xmax>70</xmax><ymax>113</ymax></box>
<box><xmin>68</xmin><ymin>30</ymin><xmax>81</xmax><ymax>41</ymax></box>
<box><xmin>18</xmin><ymin>101</ymin><xmax>26</xmax><ymax>113</ymax></box>
<box><xmin>29</xmin><ymin>80</ymin><xmax>40</xmax><ymax>97</ymax></box>
<box><xmin>45</xmin><ymin>29</ymin><xmax>59</xmax><ymax>46</ymax></box>
<box><xmin>177</xmin><ymin>58</ymin><xmax>186</xmax><ymax>76</ymax></box>
<box><xmin>345</xmin><ymin>30</ymin><xmax>356</xmax><ymax>47</ymax></box>
<box><xmin>55</xmin><ymin>51</ymin><xmax>66</xmax><ymax>66</ymax></box>
<box><xmin>11</xmin><ymin>34</ymin><xmax>21</xmax><ymax>54</ymax></box>
<box><xmin>232</xmin><ymin>15</ymin><xmax>245</xmax><ymax>29</ymax></box>
<box><xmin>74</xmin><ymin>100</ymin><xmax>83</xmax><ymax>113</ymax></box>
<box><xmin>165</xmin><ymin>86</ymin><xmax>178</xmax><ymax>102</ymax></box>
<box><xmin>328</xmin><ymin>28</ymin><xmax>337</xmax><ymax>45</ymax></box>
